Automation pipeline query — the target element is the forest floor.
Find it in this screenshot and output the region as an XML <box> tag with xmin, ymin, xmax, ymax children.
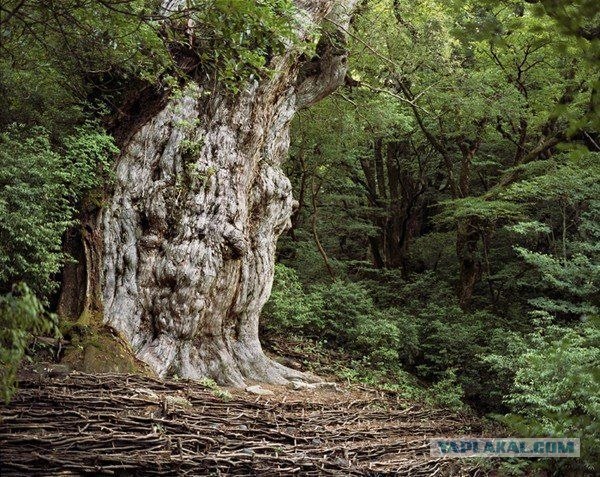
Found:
<box><xmin>0</xmin><ymin>339</ymin><xmax>497</xmax><ymax>476</ymax></box>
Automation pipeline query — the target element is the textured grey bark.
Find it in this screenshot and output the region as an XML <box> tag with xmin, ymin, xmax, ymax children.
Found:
<box><xmin>99</xmin><ymin>0</ymin><xmax>357</xmax><ymax>385</ymax></box>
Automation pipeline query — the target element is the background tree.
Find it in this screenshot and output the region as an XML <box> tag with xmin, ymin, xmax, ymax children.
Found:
<box><xmin>270</xmin><ymin>1</ymin><xmax>598</xmax><ymax>470</ymax></box>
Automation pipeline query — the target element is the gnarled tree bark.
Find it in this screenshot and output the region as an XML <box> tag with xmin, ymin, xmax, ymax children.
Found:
<box><xmin>61</xmin><ymin>0</ymin><xmax>358</xmax><ymax>386</ymax></box>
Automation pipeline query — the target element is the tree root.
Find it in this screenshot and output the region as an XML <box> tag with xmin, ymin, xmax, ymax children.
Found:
<box><xmin>0</xmin><ymin>371</ymin><xmax>485</xmax><ymax>476</ymax></box>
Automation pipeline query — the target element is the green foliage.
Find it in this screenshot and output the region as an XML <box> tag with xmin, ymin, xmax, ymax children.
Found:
<box><xmin>487</xmin><ymin>316</ymin><xmax>600</xmax><ymax>471</ymax></box>
<box><xmin>182</xmin><ymin>0</ymin><xmax>297</xmax><ymax>92</ymax></box>
<box><xmin>0</xmin><ymin>283</ymin><xmax>59</xmax><ymax>403</ymax></box>
<box><xmin>261</xmin><ymin>264</ymin><xmax>323</xmax><ymax>335</ymax></box>
<box><xmin>198</xmin><ymin>377</ymin><xmax>232</xmax><ymax>401</ymax></box>
<box><xmin>63</xmin><ymin>126</ymin><xmax>119</xmax><ymax>197</ymax></box>
<box><xmin>516</xmin><ymin>247</ymin><xmax>599</xmax><ymax>315</ymax></box>
<box><xmin>436</xmin><ymin>198</ymin><xmax>523</xmax><ymax>226</ymax></box>
<box><xmin>0</xmin><ymin>127</ymin><xmax>72</xmax><ymax>298</ymax></box>
<box><xmin>0</xmin><ymin>0</ymin><xmax>298</xmax><ymax>136</ymax></box>
<box><xmin>503</xmin><ymin>152</ymin><xmax>600</xmax><ymax>204</ymax></box>
<box><xmin>281</xmin><ymin>2</ymin><xmax>597</xmax><ymax>450</ymax></box>
<box><xmin>504</xmin><ymin>151</ymin><xmax>600</xmax><ymax>317</ymax></box>
<box><xmin>0</xmin><ymin>125</ymin><xmax>117</xmax><ymax>299</ymax></box>
<box><xmin>312</xmin><ymin>280</ymin><xmax>409</xmax><ymax>369</ymax></box>
<box><xmin>0</xmin><ymin>1</ymin><xmax>169</xmax><ymax>134</ymax></box>
<box><xmin>427</xmin><ymin>370</ymin><xmax>467</xmax><ymax>410</ymax></box>
<box><xmin>263</xmin><ymin>267</ymin><xmax>420</xmax><ymax>369</ymax></box>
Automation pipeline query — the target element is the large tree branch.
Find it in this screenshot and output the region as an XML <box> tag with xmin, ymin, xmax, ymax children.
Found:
<box><xmin>296</xmin><ymin>0</ymin><xmax>360</xmax><ymax>108</ymax></box>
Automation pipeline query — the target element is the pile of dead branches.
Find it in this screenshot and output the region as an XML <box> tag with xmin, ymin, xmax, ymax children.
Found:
<box><xmin>0</xmin><ymin>372</ymin><xmax>483</xmax><ymax>476</ymax></box>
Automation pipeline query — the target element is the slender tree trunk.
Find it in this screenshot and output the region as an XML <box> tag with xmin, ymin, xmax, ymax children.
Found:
<box><xmin>310</xmin><ymin>178</ymin><xmax>336</xmax><ymax>279</ymax></box>
<box><xmin>61</xmin><ymin>0</ymin><xmax>357</xmax><ymax>386</ymax></box>
<box><xmin>456</xmin><ymin>220</ymin><xmax>481</xmax><ymax>310</ymax></box>
<box><xmin>288</xmin><ymin>152</ymin><xmax>307</xmax><ymax>241</ymax></box>
<box><xmin>456</xmin><ymin>132</ymin><xmax>484</xmax><ymax>310</ymax></box>
<box><xmin>360</xmin><ymin>140</ymin><xmax>425</xmax><ymax>273</ymax></box>
<box><xmin>385</xmin><ymin>141</ymin><xmax>402</xmax><ymax>269</ymax></box>
<box><xmin>368</xmin><ymin>236</ymin><xmax>385</xmax><ymax>269</ymax></box>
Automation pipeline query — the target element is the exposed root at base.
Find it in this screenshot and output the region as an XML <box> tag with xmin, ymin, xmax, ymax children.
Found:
<box><xmin>140</xmin><ymin>340</ymin><xmax>322</xmax><ymax>387</ymax></box>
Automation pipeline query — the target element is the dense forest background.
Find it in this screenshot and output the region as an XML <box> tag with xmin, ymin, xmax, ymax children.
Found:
<box><xmin>264</xmin><ymin>1</ymin><xmax>600</xmax><ymax>471</ymax></box>
<box><xmin>1</xmin><ymin>0</ymin><xmax>598</xmax><ymax>474</ymax></box>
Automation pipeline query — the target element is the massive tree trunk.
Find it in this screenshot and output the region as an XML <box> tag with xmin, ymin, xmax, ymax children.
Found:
<box><xmin>62</xmin><ymin>0</ymin><xmax>357</xmax><ymax>386</ymax></box>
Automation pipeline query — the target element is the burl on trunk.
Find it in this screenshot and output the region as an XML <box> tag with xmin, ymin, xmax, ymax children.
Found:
<box><xmin>59</xmin><ymin>0</ymin><xmax>357</xmax><ymax>385</ymax></box>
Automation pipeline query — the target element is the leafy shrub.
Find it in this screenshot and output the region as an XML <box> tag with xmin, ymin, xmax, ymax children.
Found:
<box><xmin>0</xmin><ymin>125</ymin><xmax>114</xmax><ymax>401</ymax></box>
<box><xmin>388</xmin><ymin>298</ymin><xmax>523</xmax><ymax>411</ymax></box>
<box><xmin>511</xmin><ymin>199</ymin><xmax>600</xmax><ymax>318</ymax></box>
<box><xmin>0</xmin><ymin>283</ymin><xmax>58</xmax><ymax>402</ymax></box>
<box><xmin>62</xmin><ymin>125</ymin><xmax>118</xmax><ymax>198</ymax></box>
<box><xmin>0</xmin><ymin>127</ymin><xmax>74</xmax><ymax>298</ymax></box>
<box><xmin>0</xmin><ymin>125</ymin><xmax>117</xmax><ymax>299</ymax></box>
<box><xmin>261</xmin><ymin>263</ymin><xmax>323</xmax><ymax>335</ymax></box>
<box><xmin>313</xmin><ymin>280</ymin><xmax>380</xmax><ymax>343</ymax></box>
<box><xmin>264</xmin><ymin>272</ymin><xmax>421</xmax><ymax>370</ymax></box>
<box><xmin>352</xmin><ymin>267</ymin><xmax>407</xmax><ymax>308</ymax></box>
<box><xmin>427</xmin><ymin>369</ymin><xmax>466</xmax><ymax>410</ymax></box>
<box><xmin>351</xmin><ymin>314</ymin><xmax>401</xmax><ymax>367</ymax></box>
<box><xmin>488</xmin><ymin>315</ymin><xmax>600</xmax><ymax>472</ymax></box>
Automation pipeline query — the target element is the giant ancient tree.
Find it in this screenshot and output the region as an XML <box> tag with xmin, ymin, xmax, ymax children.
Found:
<box><xmin>58</xmin><ymin>0</ymin><xmax>358</xmax><ymax>385</ymax></box>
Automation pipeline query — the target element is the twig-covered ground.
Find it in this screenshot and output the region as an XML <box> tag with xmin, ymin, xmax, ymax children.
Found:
<box><xmin>0</xmin><ymin>372</ymin><xmax>487</xmax><ymax>476</ymax></box>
